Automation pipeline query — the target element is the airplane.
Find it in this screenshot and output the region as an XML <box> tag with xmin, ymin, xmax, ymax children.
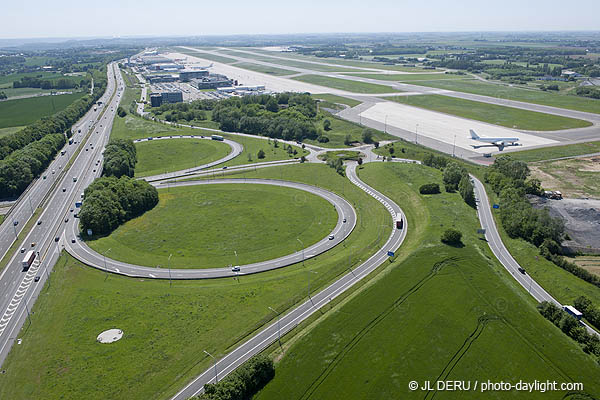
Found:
<box><xmin>469</xmin><ymin>129</ymin><xmax>520</xmax><ymax>151</ymax></box>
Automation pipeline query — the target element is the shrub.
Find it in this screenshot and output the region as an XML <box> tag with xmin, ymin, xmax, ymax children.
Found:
<box><xmin>323</xmin><ymin>119</ymin><xmax>331</xmax><ymax>131</ymax></box>
<box><xmin>317</xmin><ymin>135</ymin><xmax>329</xmax><ymax>143</ymax></box>
<box><xmin>441</xmin><ymin>228</ymin><xmax>462</xmax><ymax>245</ymax></box>
<box><xmin>419</xmin><ymin>183</ymin><xmax>440</xmax><ymax>194</ymax></box>
<box><xmin>257</xmin><ymin>149</ymin><xmax>265</xmax><ymax>159</ymax></box>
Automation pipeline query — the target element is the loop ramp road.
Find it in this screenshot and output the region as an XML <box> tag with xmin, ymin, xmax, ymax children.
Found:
<box><xmin>65</xmin><ymin>178</ymin><xmax>356</xmax><ymax>279</ymax></box>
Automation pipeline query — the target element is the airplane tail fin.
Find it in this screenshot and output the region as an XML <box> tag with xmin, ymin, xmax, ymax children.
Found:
<box><xmin>469</xmin><ymin>129</ymin><xmax>479</xmax><ymax>140</ymax></box>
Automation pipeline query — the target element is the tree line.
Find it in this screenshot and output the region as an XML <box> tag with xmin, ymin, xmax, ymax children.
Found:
<box><xmin>537</xmin><ymin>301</ymin><xmax>600</xmax><ymax>363</ymax></box>
<box><xmin>102</xmin><ymin>139</ymin><xmax>137</xmax><ymax>178</ymax></box>
<box><xmin>421</xmin><ymin>154</ymin><xmax>475</xmax><ymax>208</ymax></box>
<box><xmin>12</xmin><ymin>75</ymin><xmax>87</xmax><ymax>90</ymax></box>
<box><xmin>194</xmin><ymin>355</ymin><xmax>275</xmax><ymax>400</ymax></box>
<box><xmin>79</xmin><ymin>176</ymin><xmax>158</xmax><ymax>236</ymax></box>
<box><xmin>0</xmin><ymin>67</ymin><xmax>107</xmax><ymax>198</ymax></box>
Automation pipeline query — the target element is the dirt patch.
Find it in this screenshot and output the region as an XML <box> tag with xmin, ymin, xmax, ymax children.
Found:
<box><xmin>529</xmin><ymin>196</ymin><xmax>600</xmax><ymax>253</ymax></box>
<box><xmin>530</xmin><ymin>158</ymin><xmax>600</xmax><ymax>199</ymax></box>
<box><xmin>567</xmin><ymin>256</ymin><xmax>600</xmax><ymax>277</ymax></box>
<box><xmin>577</xmin><ymin>156</ymin><xmax>600</xmax><ymax>172</ymax></box>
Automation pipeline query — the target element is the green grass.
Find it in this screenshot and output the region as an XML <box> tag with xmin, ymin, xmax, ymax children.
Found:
<box><xmin>305</xmin><ymin>111</ymin><xmax>395</xmax><ymax>149</ymax></box>
<box><xmin>86</xmin><ymin>183</ymin><xmax>337</xmax><ymax>268</ymax></box>
<box><xmin>386</xmin><ymin>94</ymin><xmax>592</xmax><ymax>131</ymax></box>
<box><xmin>0</xmin><ymin>163</ymin><xmax>391</xmax><ymax>400</ymax></box>
<box><xmin>0</xmin><ymin>87</ymin><xmax>53</xmax><ymax>98</ymax></box>
<box><xmin>110</xmin><ymin>114</ymin><xmax>180</xmax><ymax>141</ymax></box>
<box><xmin>406</xmin><ymin>79</ymin><xmax>600</xmax><ymax>114</ymax></box>
<box><xmin>312</xmin><ymin>94</ymin><xmax>361</xmax><ymax>108</ymax></box>
<box><xmin>0</xmin><ymin>126</ymin><xmax>25</xmax><ymax>137</ymax></box>
<box><xmin>134</xmin><ymin>138</ymin><xmax>231</xmax><ymax>178</ymax></box>
<box><xmin>255</xmin><ymin>162</ymin><xmax>600</xmax><ymax>400</ymax></box>
<box><xmin>0</xmin><ymin>92</ymin><xmax>86</xmax><ymax>129</ymax></box>
<box><xmin>342</xmin><ymin>72</ymin><xmax>470</xmax><ymax>82</ymax></box>
<box><xmin>318</xmin><ymin>151</ymin><xmax>364</xmax><ymax>162</ymax></box>
<box><xmin>502</xmin><ymin>141</ymin><xmax>600</xmax><ymax>162</ymax></box>
<box><xmin>233</xmin><ymin>62</ymin><xmax>296</xmax><ymax>76</ymax></box>
<box><xmin>174</xmin><ymin>47</ymin><xmax>238</xmax><ymax>64</ymax></box>
<box><xmin>218</xmin><ymin>134</ymin><xmax>308</xmax><ymax>167</ymax></box>
<box><xmin>292</xmin><ymin>75</ymin><xmax>399</xmax><ymax>94</ymax></box>
<box><xmin>0</xmin><ymin>71</ymin><xmax>74</xmax><ymax>88</ymax></box>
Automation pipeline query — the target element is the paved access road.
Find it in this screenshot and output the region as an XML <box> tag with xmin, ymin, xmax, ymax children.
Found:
<box><xmin>132</xmin><ymin>135</ymin><xmax>243</xmax><ymax>181</ymax></box>
<box><xmin>170</xmin><ymin>161</ymin><xmax>407</xmax><ymax>399</ymax></box>
<box><xmin>65</xmin><ymin>178</ymin><xmax>355</xmax><ymax>279</ymax></box>
<box><xmin>472</xmin><ymin>176</ymin><xmax>598</xmax><ymax>336</ymax></box>
<box><xmin>0</xmin><ymin>63</ymin><xmax>126</xmax><ymax>366</ymax></box>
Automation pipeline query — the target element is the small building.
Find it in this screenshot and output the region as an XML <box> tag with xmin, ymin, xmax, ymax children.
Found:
<box><xmin>561</xmin><ymin>70</ymin><xmax>582</xmax><ymax>79</ymax></box>
<box><xmin>150</xmin><ymin>93</ymin><xmax>163</xmax><ymax>107</ymax></box>
<box><xmin>192</xmin><ymin>74</ymin><xmax>233</xmax><ymax>89</ymax></box>
<box><xmin>179</xmin><ymin>69</ymin><xmax>209</xmax><ymax>81</ymax></box>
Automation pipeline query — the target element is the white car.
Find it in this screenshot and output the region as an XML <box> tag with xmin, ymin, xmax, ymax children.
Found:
<box><xmin>231</xmin><ymin>266</ymin><xmax>240</xmax><ymax>272</ymax></box>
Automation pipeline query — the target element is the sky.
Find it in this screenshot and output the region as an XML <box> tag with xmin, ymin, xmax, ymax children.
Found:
<box><xmin>2</xmin><ymin>0</ymin><xmax>600</xmax><ymax>39</ymax></box>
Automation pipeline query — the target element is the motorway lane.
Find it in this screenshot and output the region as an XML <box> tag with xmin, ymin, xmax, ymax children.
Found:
<box><xmin>170</xmin><ymin>161</ymin><xmax>407</xmax><ymax>399</ymax></box>
<box><xmin>0</xmin><ymin>66</ymin><xmax>119</xmax><ymax>263</ymax></box>
<box><xmin>133</xmin><ymin>136</ymin><xmax>243</xmax><ymax>182</ymax></box>
<box><xmin>472</xmin><ymin>176</ymin><xmax>598</xmax><ymax>336</ymax></box>
<box><xmin>65</xmin><ymin>178</ymin><xmax>356</xmax><ymax>279</ymax></box>
<box><xmin>0</xmin><ymin>63</ymin><xmax>126</xmax><ymax>366</ymax></box>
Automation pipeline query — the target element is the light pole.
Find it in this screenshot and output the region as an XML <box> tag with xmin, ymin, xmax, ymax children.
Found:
<box><xmin>168</xmin><ymin>254</ymin><xmax>173</xmax><ymax>287</ymax></box>
<box><xmin>12</xmin><ymin>221</ymin><xmax>18</xmax><ymax>238</ymax></box>
<box><xmin>203</xmin><ymin>350</ymin><xmax>218</xmax><ymax>383</ymax></box>
<box><xmin>452</xmin><ymin>135</ymin><xmax>456</xmax><ymax>157</ymax></box>
<box><xmin>28</xmin><ymin>195</ymin><xmax>34</xmax><ymax>215</ymax></box>
<box><xmin>384</xmin><ymin>115</ymin><xmax>388</xmax><ymax>133</ymax></box>
<box><xmin>415</xmin><ymin>124</ymin><xmax>419</xmax><ymax>145</ymax></box>
<box><xmin>268</xmin><ymin>306</ymin><xmax>281</xmax><ymax>345</ymax></box>
<box><xmin>296</xmin><ymin>238</ymin><xmax>304</xmax><ymax>266</ymax></box>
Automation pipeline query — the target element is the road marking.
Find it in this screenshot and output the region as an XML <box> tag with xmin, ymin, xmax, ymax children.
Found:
<box><xmin>0</xmin><ymin>260</ymin><xmax>40</xmax><ymax>336</ymax></box>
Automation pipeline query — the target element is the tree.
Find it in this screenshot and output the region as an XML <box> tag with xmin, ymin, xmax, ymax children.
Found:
<box><xmin>388</xmin><ymin>146</ymin><xmax>395</xmax><ymax>155</ymax></box>
<box><xmin>116</xmin><ymin>106</ymin><xmax>127</xmax><ymax>118</ymax></box>
<box><xmin>323</xmin><ymin>119</ymin><xmax>332</xmax><ymax>131</ymax></box>
<box><xmin>257</xmin><ymin>149</ymin><xmax>265</xmax><ymax>159</ymax></box>
<box><xmin>357</xmin><ymin>157</ymin><xmax>363</xmax><ymax>165</ymax></box>
<box><xmin>419</xmin><ymin>183</ymin><xmax>440</xmax><ymax>194</ymax></box>
<box><xmin>458</xmin><ymin>175</ymin><xmax>476</xmax><ymax>207</ymax></box>
<box><xmin>441</xmin><ymin>228</ymin><xmax>463</xmax><ymax>245</ymax></box>
<box><xmin>344</xmin><ymin>135</ymin><xmax>352</xmax><ymax>146</ymax></box>
<box><xmin>247</xmin><ymin>153</ymin><xmax>253</xmax><ymax>162</ymax></box>
<box><xmin>362</xmin><ymin>128</ymin><xmax>375</xmax><ymax>144</ymax></box>
<box><xmin>443</xmin><ymin>162</ymin><xmax>466</xmax><ymax>192</ymax></box>
<box><xmin>265</xmin><ymin>97</ymin><xmax>279</xmax><ymax>112</ymax></box>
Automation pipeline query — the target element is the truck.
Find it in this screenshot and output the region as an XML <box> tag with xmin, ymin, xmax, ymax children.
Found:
<box><xmin>211</xmin><ymin>135</ymin><xmax>224</xmax><ymax>141</ymax></box>
<box><xmin>22</xmin><ymin>250</ymin><xmax>36</xmax><ymax>270</ymax></box>
<box><xmin>75</xmin><ymin>201</ymin><xmax>82</xmax><ymax>208</ymax></box>
<box><xmin>564</xmin><ymin>305</ymin><xmax>583</xmax><ymax>320</ymax></box>
<box><xmin>395</xmin><ymin>215</ymin><xmax>404</xmax><ymax>229</ymax></box>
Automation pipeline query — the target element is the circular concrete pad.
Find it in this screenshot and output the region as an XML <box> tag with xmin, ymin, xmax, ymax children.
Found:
<box><xmin>97</xmin><ymin>328</ymin><xmax>123</xmax><ymax>344</ymax></box>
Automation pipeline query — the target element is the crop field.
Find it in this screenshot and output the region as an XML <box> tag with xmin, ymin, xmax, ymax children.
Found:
<box><xmin>404</xmin><ymin>79</ymin><xmax>600</xmax><ymax>114</ymax></box>
<box><xmin>386</xmin><ymin>94</ymin><xmax>592</xmax><ymax>131</ymax></box>
<box><xmin>233</xmin><ymin>62</ymin><xmax>296</xmax><ymax>76</ymax></box>
<box><xmin>293</xmin><ymin>75</ymin><xmax>399</xmax><ymax>94</ymax></box>
<box><xmin>342</xmin><ymin>72</ymin><xmax>470</xmax><ymax>82</ymax></box>
<box><xmin>312</xmin><ymin>93</ymin><xmax>361</xmax><ymax>108</ymax></box>
<box><xmin>0</xmin><ymin>92</ymin><xmax>86</xmax><ymax>128</ymax></box>
<box><xmin>134</xmin><ymin>138</ymin><xmax>231</xmax><ymax>177</ymax></box>
<box><xmin>502</xmin><ymin>141</ymin><xmax>600</xmax><ymax>162</ymax></box>
<box><xmin>255</xmin><ymin>162</ymin><xmax>600</xmax><ymax>400</ymax></box>
<box><xmin>0</xmin><ymin>163</ymin><xmax>391</xmax><ymax>400</ymax></box>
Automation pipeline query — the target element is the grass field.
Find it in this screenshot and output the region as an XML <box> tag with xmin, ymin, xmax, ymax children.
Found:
<box><xmin>0</xmin><ymin>163</ymin><xmax>391</xmax><ymax>400</ymax></box>
<box><xmin>174</xmin><ymin>47</ymin><xmax>239</xmax><ymax>64</ymax></box>
<box><xmin>87</xmin><ymin>183</ymin><xmax>337</xmax><ymax>268</ymax></box>
<box><xmin>318</xmin><ymin>150</ymin><xmax>364</xmax><ymax>162</ymax></box>
<box><xmin>110</xmin><ymin>114</ymin><xmax>180</xmax><ymax>141</ymax></box>
<box><xmin>0</xmin><ymin>92</ymin><xmax>86</xmax><ymax>128</ymax></box>
<box><xmin>218</xmin><ymin>134</ymin><xmax>308</xmax><ymax>167</ymax></box>
<box><xmin>255</xmin><ymin>162</ymin><xmax>600</xmax><ymax>400</ymax></box>
<box><xmin>0</xmin><ymin>87</ymin><xmax>53</xmax><ymax>98</ymax></box>
<box><xmin>233</xmin><ymin>62</ymin><xmax>296</xmax><ymax>76</ymax></box>
<box><xmin>342</xmin><ymin>72</ymin><xmax>470</xmax><ymax>82</ymax></box>
<box><xmin>305</xmin><ymin>111</ymin><xmax>395</xmax><ymax>149</ymax></box>
<box><xmin>386</xmin><ymin>94</ymin><xmax>592</xmax><ymax>131</ymax></box>
<box><xmin>312</xmin><ymin>94</ymin><xmax>361</xmax><ymax>108</ymax></box>
<box><xmin>134</xmin><ymin>138</ymin><xmax>231</xmax><ymax>177</ymax></box>
<box><xmin>529</xmin><ymin>157</ymin><xmax>600</xmax><ymax>198</ymax></box>
<box><xmin>405</xmin><ymin>79</ymin><xmax>600</xmax><ymax>114</ymax></box>
<box><xmin>0</xmin><ymin>126</ymin><xmax>25</xmax><ymax>137</ymax></box>
<box><xmin>502</xmin><ymin>141</ymin><xmax>600</xmax><ymax>162</ymax></box>
<box><xmin>293</xmin><ymin>75</ymin><xmax>399</xmax><ymax>94</ymax></box>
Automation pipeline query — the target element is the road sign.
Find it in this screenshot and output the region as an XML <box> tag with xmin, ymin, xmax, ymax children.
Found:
<box><xmin>477</xmin><ymin>228</ymin><xmax>486</xmax><ymax>235</ymax></box>
<box><xmin>492</xmin><ymin>204</ymin><xmax>500</xmax><ymax>209</ymax></box>
<box><xmin>387</xmin><ymin>251</ymin><xmax>395</xmax><ymax>257</ymax></box>
<box><xmin>87</xmin><ymin>229</ymin><xmax>93</xmax><ymax>236</ymax></box>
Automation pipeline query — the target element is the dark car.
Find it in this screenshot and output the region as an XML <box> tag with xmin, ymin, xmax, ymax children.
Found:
<box><xmin>62</xmin><ymin>188</ymin><xmax>66</xmax><ymax>192</ymax></box>
<box><xmin>34</xmin><ymin>276</ymin><xmax>40</xmax><ymax>282</ymax></box>
<box><xmin>65</xmin><ymin>218</ymin><xmax>69</xmax><ymax>223</ymax></box>
<box><xmin>71</xmin><ymin>238</ymin><xmax>76</xmax><ymax>243</ymax></box>
<box><xmin>55</xmin><ymin>237</ymin><xmax>60</xmax><ymax>242</ymax></box>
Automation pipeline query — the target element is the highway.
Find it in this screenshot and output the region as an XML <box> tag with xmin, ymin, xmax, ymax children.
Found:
<box><xmin>0</xmin><ymin>67</ymin><xmax>118</xmax><ymax>264</ymax></box>
<box><xmin>65</xmin><ymin>178</ymin><xmax>356</xmax><ymax>279</ymax></box>
<box><xmin>0</xmin><ymin>62</ymin><xmax>125</xmax><ymax>366</ymax></box>
<box><xmin>170</xmin><ymin>161</ymin><xmax>407</xmax><ymax>399</ymax></box>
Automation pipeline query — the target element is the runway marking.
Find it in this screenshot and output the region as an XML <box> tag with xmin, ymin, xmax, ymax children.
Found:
<box><xmin>0</xmin><ymin>260</ymin><xmax>40</xmax><ymax>336</ymax></box>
